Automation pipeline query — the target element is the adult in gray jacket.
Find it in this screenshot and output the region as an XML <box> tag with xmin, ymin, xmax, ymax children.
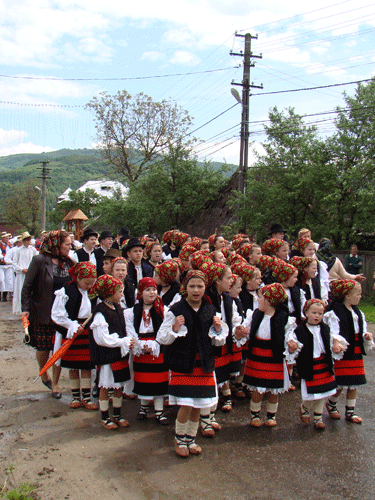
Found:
<box><xmin>21</xmin><ymin>231</ymin><xmax>73</xmax><ymax>398</ymax></box>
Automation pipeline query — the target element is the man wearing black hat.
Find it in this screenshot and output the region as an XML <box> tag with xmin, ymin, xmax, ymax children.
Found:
<box><xmin>123</xmin><ymin>237</ymin><xmax>153</xmax><ymax>298</ymax></box>
<box><xmin>269</xmin><ymin>224</ymin><xmax>286</xmax><ymax>240</ymax></box>
<box><xmin>94</xmin><ymin>231</ymin><xmax>114</xmax><ymax>276</ymax></box>
<box><xmin>73</xmin><ymin>229</ymin><xmax>98</xmax><ymax>265</ymax></box>
<box><xmin>112</xmin><ymin>226</ymin><xmax>129</xmax><ymax>250</ymax></box>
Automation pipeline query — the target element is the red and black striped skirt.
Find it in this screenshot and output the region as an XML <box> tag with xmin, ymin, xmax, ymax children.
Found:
<box><xmin>333</xmin><ymin>335</ymin><xmax>366</xmax><ymax>387</ymax></box>
<box><xmin>133</xmin><ymin>352</ymin><xmax>169</xmax><ymax>397</ymax></box>
<box><xmin>214</xmin><ymin>343</ymin><xmax>232</xmax><ymax>384</ymax></box>
<box><xmin>61</xmin><ymin>324</ymin><xmax>94</xmax><ymax>370</ymax></box>
<box><xmin>169</xmin><ymin>353</ymin><xmax>216</xmax><ymax>399</ymax></box>
<box><xmin>305</xmin><ymin>355</ymin><xmax>337</xmax><ymax>395</ymax></box>
<box><xmin>243</xmin><ymin>337</ymin><xmax>284</xmax><ymax>390</ymax></box>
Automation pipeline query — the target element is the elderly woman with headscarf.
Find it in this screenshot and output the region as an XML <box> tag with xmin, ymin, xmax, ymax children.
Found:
<box><xmin>21</xmin><ymin>230</ymin><xmax>74</xmax><ymax>398</ymax></box>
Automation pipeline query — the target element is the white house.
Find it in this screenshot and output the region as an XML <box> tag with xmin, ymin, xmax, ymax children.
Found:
<box><xmin>58</xmin><ymin>179</ymin><xmax>128</xmax><ymax>203</ymax></box>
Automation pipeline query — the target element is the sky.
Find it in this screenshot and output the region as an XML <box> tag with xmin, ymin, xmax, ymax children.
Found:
<box><xmin>0</xmin><ymin>0</ymin><xmax>374</xmax><ymax>168</ymax></box>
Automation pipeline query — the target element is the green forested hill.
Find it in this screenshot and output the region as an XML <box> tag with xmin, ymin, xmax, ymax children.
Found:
<box><xmin>0</xmin><ymin>149</ymin><xmax>110</xmax><ymax>214</ymax></box>
<box><xmin>0</xmin><ymin>148</ymin><xmax>235</xmax><ymax>215</ymax></box>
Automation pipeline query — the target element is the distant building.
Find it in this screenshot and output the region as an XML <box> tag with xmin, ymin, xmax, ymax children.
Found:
<box><xmin>57</xmin><ymin>179</ymin><xmax>128</xmax><ymax>203</ymax></box>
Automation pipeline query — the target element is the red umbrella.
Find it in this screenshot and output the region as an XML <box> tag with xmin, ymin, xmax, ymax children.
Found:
<box><xmin>35</xmin><ymin>315</ymin><xmax>92</xmax><ymax>380</ymax></box>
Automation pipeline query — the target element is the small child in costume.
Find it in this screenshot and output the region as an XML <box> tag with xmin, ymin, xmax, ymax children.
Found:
<box><xmin>200</xmin><ymin>262</ymin><xmax>247</xmax><ymax>422</ymax></box>
<box><xmin>242</xmin><ymin>283</ymin><xmax>297</xmax><ymax>427</ymax></box>
<box><xmin>287</xmin><ymin>299</ymin><xmax>345</xmax><ymax>430</ymax></box>
<box><xmin>154</xmin><ymin>260</ymin><xmax>181</xmax><ymax>307</ymax></box>
<box><xmin>323</xmin><ymin>280</ymin><xmax>373</xmax><ymax>424</ymax></box>
<box><xmin>124</xmin><ymin>277</ymin><xmax>169</xmax><ymax>425</ymax></box>
<box><xmin>270</xmin><ymin>258</ymin><xmax>304</xmax><ymax>391</ymax></box>
<box><xmin>51</xmin><ymin>262</ymin><xmax>98</xmax><ymax>409</ymax></box>
<box><xmin>158</xmin><ymin>270</ymin><xmax>227</xmax><ymax>457</ymax></box>
<box><xmin>89</xmin><ymin>275</ymin><xmax>135</xmax><ymax>430</ymax></box>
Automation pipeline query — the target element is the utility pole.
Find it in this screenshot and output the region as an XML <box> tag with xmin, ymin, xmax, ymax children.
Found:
<box><xmin>36</xmin><ymin>161</ymin><xmax>51</xmax><ymax>232</ymax></box>
<box><xmin>230</xmin><ymin>33</ymin><xmax>263</xmax><ymax>195</ymax></box>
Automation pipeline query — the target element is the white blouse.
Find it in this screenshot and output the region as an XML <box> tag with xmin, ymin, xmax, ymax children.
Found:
<box><xmin>51</xmin><ymin>286</ymin><xmax>92</xmax><ymax>339</ymax></box>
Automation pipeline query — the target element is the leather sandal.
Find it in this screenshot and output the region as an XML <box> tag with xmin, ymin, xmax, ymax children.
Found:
<box><xmin>299</xmin><ymin>404</ymin><xmax>310</xmax><ymax>425</ymax></box>
<box><xmin>187</xmin><ymin>442</ymin><xmax>202</xmax><ymax>455</ymax></box>
<box><xmin>155</xmin><ymin>413</ymin><xmax>169</xmax><ymax>425</ymax></box>
<box><xmin>82</xmin><ymin>400</ymin><xmax>99</xmax><ymax>411</ymax></box>
<box><xmin>69</xmin><ymin>399</ymin><xmax>82</xmax><ymax>409</ymax></box>
<box><xmin>326</xmin><ymin>400</ymin><xmax>341</xmax><ymax>420</ymax></box>
<box><xmin>101</xmin><ymin>418</ymin><xmax>118</xmax><ymax>430</ymax></box>
<box><xmin>345</xmin><ymin>406</ymin><xmax>362</xmax><ymax>424</ymax></box>
<box><xmin>210</xmin><ymin>414</ymin><xmax>222</xmax><ymax>431</ymax></box>
<box><xmin>200</xmin><ymin>418</ymin><xmax>215</xmax><ymax>438</ymax></box>
<box><xmin>250</xmin><ymin>411</ymin><xmax>262</xmax><ymax>428</ymax></box>
<box><xmin>314</xmin><ymin>413</ymin><xmax>326</xmax><ymax>430</ymax></box>
<box><xmin>112</xmin><ymin>416</ymin><xmax>130</xmax><ymax>428</ymax></box>
<box><xmin>264</xmin><ymin>413</ymin><xmax>277</xmax><ymax>427</ymax></box>
<box><xmin>174</xmin><ymin>438</ymin><xmax>189</xmax><ymax>458</ymax></box>
<box><xmin>232</xmin><ymin>384</ymin><xmax>246</xmax><ymax>400</ymax></box>
<box><xmin>221</xmin><ymin>397</ymin><xmax>233</xmax><ymax>413</ymax></box>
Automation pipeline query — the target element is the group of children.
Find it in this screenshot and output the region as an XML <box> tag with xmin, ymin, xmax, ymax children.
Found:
<box><xmin>45</xmin><ymin>228</ymin><xmax>373</xmax><ymax>458</ymax></box>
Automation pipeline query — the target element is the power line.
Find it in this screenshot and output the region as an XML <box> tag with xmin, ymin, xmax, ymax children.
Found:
<box><xmin>0</xmin><ymin>66</ymin><xmax>238</xmax><ymax>82</ymax></box>
<box><xmin>252</xmin><ymin>78</ymin><xmax>373</xmax><ymax>97</ymax></box>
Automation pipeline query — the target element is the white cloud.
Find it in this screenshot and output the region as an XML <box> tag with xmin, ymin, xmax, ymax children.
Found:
<box><xmin>169</xmin><ymin>50</ymin><xmax>201</xmax><ymax>66</ymax></box>
<box><xmin>0</xmin><ymin>127</ymin><xmax>54</xmax><ymax>155</ymax></box>
<box><xmin>141</xmin><ymin>51</ymin><xmax>165</xmax><ymax>62</ymax></box>
<box><xmin>195</xmin><ymin>139</ymin><xmax>266</xmax><ymax>166</ymax></box>
<box><xmin>0</xmin><ymin>142</ymin><xmax>54</xmax><ymax>156</ymax></box>
<box><xmin>0</xmin><ymin>74</ymin><xmax>98</xmax><ymax>107</ymax></box>
<box><xmin>0</xmin><ymin>128</ymin><xmax>28</xmax><ymax>145</ymax></box>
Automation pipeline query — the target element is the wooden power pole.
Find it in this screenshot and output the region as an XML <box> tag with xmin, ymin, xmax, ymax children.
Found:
<box><xmin>37</xmin><ymin>161</ymin><xmax>51</xmax><ymax>232</ymax></box>
<box><xmin>230</xmin><ymin>33</ymin><xmax>262</xmax><ymax>196</ymax></box>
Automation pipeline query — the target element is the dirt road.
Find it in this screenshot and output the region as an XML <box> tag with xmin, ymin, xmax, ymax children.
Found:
<box><xmin>1</xmin><ymin>300</ymin><xmax>375</xmax><ymax>500</ymax></box>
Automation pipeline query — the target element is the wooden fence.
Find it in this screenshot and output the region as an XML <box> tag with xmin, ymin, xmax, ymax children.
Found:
<box><xmin>333</xmin><ymin>251</ymin><xmax>375</xmax><ymax>297</ymax></box>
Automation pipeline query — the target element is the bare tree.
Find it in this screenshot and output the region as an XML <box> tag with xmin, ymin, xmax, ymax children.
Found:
<box><xmin>86</xmin><ymin>91</ymin><xmax>194</xmax><ymax>183</ymax></box>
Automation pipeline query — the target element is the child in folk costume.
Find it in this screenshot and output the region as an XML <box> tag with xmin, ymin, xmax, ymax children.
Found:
<box><xmin>158</xmin><ymin>270</ymin><xmax>227</xmax><ymax>457</ymax></box>
<box><xmin>233</xmin><ymin>263</ymin><xmax>261</xmax><ymax>315</ymax></box>
<box><xmin>248</xmin><ymin>244</ymin><xmax>262</xmax><ymax>267</ymax></box>
<box><xmin>290</xmin><ymin>256</ymin><xmax>327</xmax><ymax>304</ymax></box>
<box><xmin>261</xmin><ymin>238</ymin><xmax>290</xmax><ymax>262</ymax></box>
<box><xmin>243</xmin><ymin>283</ymin><xmax>297</xmax><ymax>427</ymax></box>
<box><xmin>89</xmin><ymin>275</ymin><xmax>135</xmax><ymax>430</ymax></box>
<box><xmin>230</xmin><ymin>262</ymin><xmax>261</xmax><ymax>398</ymax></box>
<box><xmin>51</xmin><ymin>262</ymin><xmax>98</xmax><ymax>409</ymax></box>
<box><xmin>323</xmin><ymin>280</ymin><xmax>373</xmax><ymax>424</ymax></box>
<box><xmin>154</xmin><ymin>260</ymin><xmax>181</xmax><ymax>307</ymax></box>
<box><xmin>110</xmin><ymin>257</ymin><xmax>134</xmax><ymax>309</ymax></box>
<box><xmin>270</xmin><ymin>259</ymin><xmax>303</xmax><ymax>324</ymax></box>
<box><xmin>200</xmin><ymin>262</ymin><xmax>247</xmax><ymax>420</ymax></box>
<box><xmin>287</xmin><ymin>299</ymin><xmax>345</xmax><ymax>430</ymax></box>
<box><xmin>270</xmin><ymin>259</ymin><xmax>305</xmax><ymax>391</ymax></box>
<box><xmin>229</xmin><ymin>274</ymin><xmax>244</xmax><ymax>319</ymax></box>
<box><xmin>228</xmin><ymin>273</ymin><xmax>247</xmax><ymax>400</ymax></box>
<box><xmin>124</xmin><ymin>278</ymin><xmax>169</xmax><ymax>424</ymax></box>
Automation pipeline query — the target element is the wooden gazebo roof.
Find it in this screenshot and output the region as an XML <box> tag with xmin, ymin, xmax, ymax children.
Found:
<box><xmin>62</xmin><ymin>209</ymin><xmax>88</xmax><ymax>222</ymax></box>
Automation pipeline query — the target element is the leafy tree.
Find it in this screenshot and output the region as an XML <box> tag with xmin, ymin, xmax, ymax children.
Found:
<box><xmin>232</xmin><ymin>107</ymin><xmax>332</xmax><ymax>242</ymax></box>
<box><xmin>97</xmin><ymin>143</ymin><xmax>232</xmax><ymax>235</ymax></box>
<box><xmin>49</xmin><ymin>188</ymin><xmax>103</xmax><ymax>227</ymax></box>
<box><xmin>325</xmin><ymin>78</ymin><xmax>375</xmax><ymax>246</ymax></box>
<box><xmin>232</xmin><ymin>80</ymin><xmax>375</xmax><ymax>247</ymax></box>
<box><xmin>86</xmin><ymin>91</ymin><xmax>194</xmax><ymax>183</ymax></box>
<box><xmin>5</xmin><ymin>179</ymin><xmax>41</xmax><ymax>235</ymax></box>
